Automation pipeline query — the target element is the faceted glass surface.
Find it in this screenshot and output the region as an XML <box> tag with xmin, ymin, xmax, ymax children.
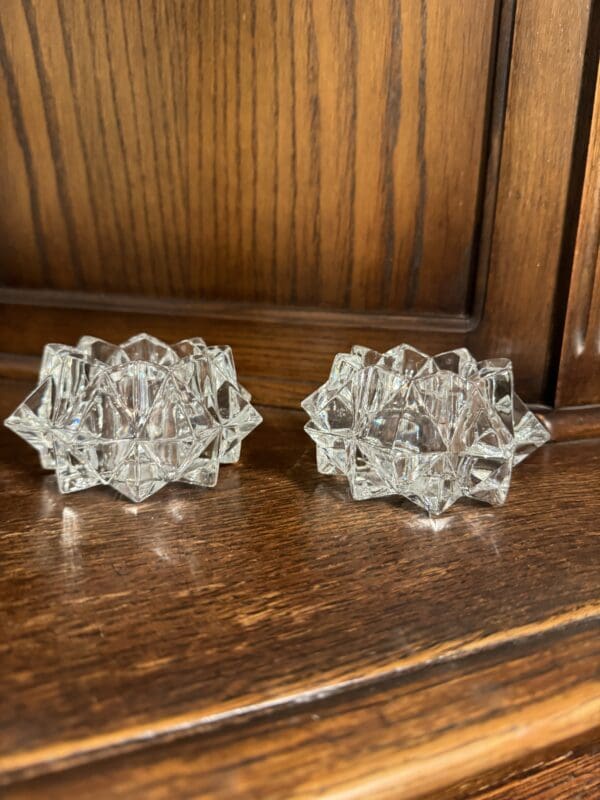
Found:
<box><xmin>302</xmin><ymin>345</ymin><xmax>550</xmax><ymax>516</ymax></box>
<box><xmin>4</xmin><ymin>334</ymin><xmax>262</xmax><ymax>502</ymax></box>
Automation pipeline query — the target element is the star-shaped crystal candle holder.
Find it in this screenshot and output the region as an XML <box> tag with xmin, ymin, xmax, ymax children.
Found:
<box><xmin>302</xmin><ymin>345</ymin><xmax>550</xmax><ymax>516</ymax></box>
<box><xmin>4</xmin><ymin>334</ymin><xmax>262</xmax><ymax>501</ymax></box>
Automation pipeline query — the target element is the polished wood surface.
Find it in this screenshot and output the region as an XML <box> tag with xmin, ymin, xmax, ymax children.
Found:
<box><xmin>473</xmin><ymin>746</ymin><xmax>600</xmax><ymax>800</ymax></box>
<box><xmin>4</xmin><ymin>630</ymin><xmax>600</xmax><ymax>799</ymax></box>
<box><xmin>539</xmin><ymin>404</ymin><xmax>600</xmax><ymax>443</ymax></box>
<box><xmin>0</xmin><ymin>378</ymin><xmax>599</xmax><ymax>797</ymax></box>
<box><xmin>556</xmin><ymin>67</ymin><xmax>600</xmax><ymax>408</ymax></box>
<box><xmin>0</xmin><ymin>0</ymin><xmax>597</xmax><ymax>411</ymax></box>
<box><xmin>0</xmin><ymin>0</ymin><xmax>497</xmax><ymax>314</ymax></box>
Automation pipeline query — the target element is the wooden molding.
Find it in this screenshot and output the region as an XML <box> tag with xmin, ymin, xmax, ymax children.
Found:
<box><xmin>556</xmin><ymin>64</ymin><xmax>600</xmax><ymax>406</ymax></box>
<box><xmin>539</xmin><ymin>405</ymin><xmax>600</xmax><ymax>443</ymax></box>
<box><xmin>0</xmin><ymin>286</ymin><xmax>474</xmax><ymax>333</ymax></box>
<box><xmin>0</xmin><ymin>291</ymin><xmax>480</xmax><ymax>408</ymax></box>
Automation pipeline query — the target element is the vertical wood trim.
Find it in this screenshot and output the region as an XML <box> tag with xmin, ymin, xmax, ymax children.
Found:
<box><xmin>472</xmin><ymin>0</ymin><xmax>593</xmax><ymax>402</ymax></box>
<box><xmin>556</xmin><ymin>67</ymin><xmax>600</xmax><ymax>407</ymax></box>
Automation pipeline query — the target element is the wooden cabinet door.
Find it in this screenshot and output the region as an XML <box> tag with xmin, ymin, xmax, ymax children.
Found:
<box><xmin>0</xmin><ymin>0</ymin><xmax>596</xmax><ymax>421</ymax></box>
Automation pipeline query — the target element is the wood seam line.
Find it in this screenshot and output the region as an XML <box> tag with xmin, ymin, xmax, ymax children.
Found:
<box><xmin>0</xmin><ymin>288</ymin><xmax>474</xmax><ymax>332</ymax></box>
<box><xmin>1</xmin><ymin>603</ymin><xmax>599</xmax><ymax>785</ymax></box>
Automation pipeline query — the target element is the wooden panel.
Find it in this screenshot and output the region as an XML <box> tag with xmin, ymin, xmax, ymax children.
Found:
<box><xmin>3</xmin><ymin>629</ymin><xmax>600</xmax><ymax>798</ymax></box>
<box><xmin>0</xmin><ymin>379</ymin><xmax>599</xmax><ymax>789</ymax></box>
<box><xmin>469</xmin><ymin>0</ymin><xmax>593</xmax><ymax>403</ymax></box>
<box><xmin>0</xmin><ymin>291</ymin><xmax>474</xmax><ymax>410</ymax></box>
<box><xmin>0</xmin><ymin>0</ymin><xmax>498</xmax><ymax>314</ymax></box>
<box><xmin>556</xmin><ymin>67</ymin><xmax>600</xmax><ymax>407</ymax></box>
<box><xmin>0</xmin><ymin>0</ymin><xmax>590</xmax><ymax>405</ymax></box>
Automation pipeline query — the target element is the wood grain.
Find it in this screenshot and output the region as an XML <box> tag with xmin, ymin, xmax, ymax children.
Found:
<box><xmin>0</xmin><ymin>0</ymin><xmax>497</xmax><ymax>314</ymax></box>
<box><xmin>0</xmin><ymin>378</ymin><xmax>599</xmax><ymax>794</ymax></box>
<box><xmin>539</xmin><ymin>404</ymin><xmax>600</xmax><ymax>443</ymax></box>
<box><xmin>470</xmin><ymin>0</ymin><xmax>593</xmax><ymax>404</ymax></box>
<box><xmin>472</xmin><ymin>746</ymin><xmax>600</xmax><ymax>800</ymax></box>
<box><xmin>556</xmin><ymin>66</ymin><xmax>600</xmax><ymax>407</ymax></box>
<box><xmin>3</xmin><ymin>628</ymin><xmax>600</xmax><ymax>799</ymax></box>
<box><xmin>0</xmin><ymin>1</ymin><xmax>596</xmax><ymax>411</ymax></box>
<box><xmin>0</xmin><ymin>292</ymin><xmax>475</xmax><ymax>408</ymax></box>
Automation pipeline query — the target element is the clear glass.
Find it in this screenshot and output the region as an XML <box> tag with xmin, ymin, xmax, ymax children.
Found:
<box><xmin>302</xmin><ymin>344</ymin><xmax>550</xmax><ymax>516</ymax></box>
<box><xmin>4</xmin><ymin>334</ymin><xmax>262</xmax><ymax>502</ymax></box>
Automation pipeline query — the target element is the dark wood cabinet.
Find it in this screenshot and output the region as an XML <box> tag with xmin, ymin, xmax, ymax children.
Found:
<box><xmin>0</xmin><ymin>0</ymin><xmax>598</xmax><ymax>420</ymax></box>
<box><xmin>0</xmin><ymin>2</ymin><xmax>598</xmax><ymax>798</ymax></box>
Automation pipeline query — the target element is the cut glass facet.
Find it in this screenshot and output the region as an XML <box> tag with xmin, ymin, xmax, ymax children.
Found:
<box><xmin>4</xmin><ymin>334</ymin><xmax>262</xmax><ymax>502</ymax></box>
<box><xmin>302</xmin><ymin>345</ymin><xmax>550</xmax><ymax>516</ymax></box>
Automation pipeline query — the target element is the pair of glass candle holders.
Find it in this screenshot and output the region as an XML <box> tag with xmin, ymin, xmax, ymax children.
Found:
<box><xmin>4</xmin><ymin>333</ymin><xmax>550</xmax><ymax>516</ymax></box>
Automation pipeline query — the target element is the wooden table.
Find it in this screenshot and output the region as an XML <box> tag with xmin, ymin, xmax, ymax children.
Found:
<box><xmin>0</xmin><ymin>378</ymin><xmax>599</xmax><ymax>799</ymax></box>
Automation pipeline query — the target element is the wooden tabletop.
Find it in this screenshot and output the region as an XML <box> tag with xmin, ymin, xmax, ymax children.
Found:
<box><xmin>0</xmin><ymin>378</ymin><xmax>598</xmax><ymax>799</ymax></box>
